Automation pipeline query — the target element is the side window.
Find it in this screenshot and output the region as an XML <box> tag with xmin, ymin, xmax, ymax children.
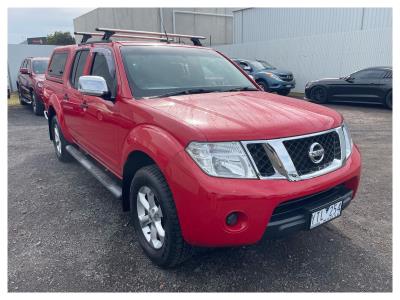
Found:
<box><xmin>353</xmin><ymin>70</ymin><xmax>386</xmax><ymax>80</ymax></box>
<box><xmin>239</xmin><ymin>61</ymin><xmax>248</xmax><ymax>68</ymax></box>
<box><xmin>90</xmin><ymin>49</ymin><xmax>116</xmax><ymax>98</ymax></box>
<box><xmin>21</xmin><ymin>59</ymin><xmax>26</xmax><ymax>69</ymax></box>
<box><xmin>70</xmin><ymin>50</ymin><xmax>89</xmax><ymax>89</ymax></box>
<box><xmin>48</xmin><ymin>52</ymin><xmax>68</xmax><ymax>78</ymax></box>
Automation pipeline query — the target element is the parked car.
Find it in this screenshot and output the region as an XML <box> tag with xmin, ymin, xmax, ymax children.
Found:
<box><xmin>232</xmin><ymin>59</ymin><xmax>295</xmax><ymax>96</ymax></box>
<box><xmin>16</xmin><ymin>57</ymin><xmax>50</xmax><ymax>115</ymax></box>
<box><xmin>305</xmin><ymin>66</ymin><xmax>392</xmax><ymax>109</ymax></box>
<box><xmin>43</xmin><ymin>30</ymin><xmax>361</xmax><ymax>268</ymax></box>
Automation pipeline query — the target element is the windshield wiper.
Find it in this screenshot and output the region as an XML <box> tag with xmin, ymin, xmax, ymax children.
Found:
<box><xmin>144</xmin><ymin>88</ymin><xmax>218</xmax><ymax>99</ymax></box>
<box><xmin>220</xmin><ymin>87</ymin><xmax>259</xmax><ymax>92</ymax></box>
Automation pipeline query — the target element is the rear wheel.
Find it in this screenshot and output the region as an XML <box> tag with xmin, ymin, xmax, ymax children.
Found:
<box><xmin>310</xmin><ymin>86</ymin><xmax>328</xmax><ymax>104</ymax></box>
<box><xmin>32</xmin><ymin>92</ymin><xmax>44</xmax><ymax>116</ymax></box>
<box><xmin>277</xmin><ymin>89</ymin><xmax>291</xmax><ymax>96</ymax></box>
<box><xmin>385</xmin><ymin>91</ymin><xmax>392</xmax><ymax>110</ymax></box>
<box><xmin>51</xmin><ymin>117</ymin><xmax>72</xmax><ymax>162</ymax></box>
<box><xmin>130</xmin><ymin>165</ymin><xmax>192</xmax><ymax>268</ymax></box>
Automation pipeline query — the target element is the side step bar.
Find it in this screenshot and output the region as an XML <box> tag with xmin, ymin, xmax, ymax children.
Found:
<box><xmin>65</xmin><ymin>145</ymin><xmax>122</xmax><ymax>199</ymax></box>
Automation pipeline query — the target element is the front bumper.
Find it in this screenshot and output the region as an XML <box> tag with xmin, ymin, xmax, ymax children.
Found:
<box><xmin>269</xmin><ymin>79</ymin><xmax>296</xmax><ymax>91</ymax></box>
<box><xmin>165</xmin><ymin>145</ymin><xmax>361</xmax><ymax>247</ymax></box>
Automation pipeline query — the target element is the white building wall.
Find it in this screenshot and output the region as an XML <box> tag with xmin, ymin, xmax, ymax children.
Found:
<box><xmin>7</xmin><ymin>44</ymin><xmax>56</xmax><ymax>91</ymax></box>
<box><xmin>233</xmin><ymin>8</ymin><xmax>392</xmax><ymax>43</ymax></box>
<box><xmin>216</xmin><ymin>28</ymin><xmax>392</xmax><ymax>93</ymax></box>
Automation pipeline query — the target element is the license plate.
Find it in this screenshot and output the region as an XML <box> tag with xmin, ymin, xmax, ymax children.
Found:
<box><xmin>310</xmin><ymin>201</ymin><xmax>342</xmax><ymax>229</ymax></box>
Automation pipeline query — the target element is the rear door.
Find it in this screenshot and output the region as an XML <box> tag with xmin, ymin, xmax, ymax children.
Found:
<box><xmin>46</xmin><ymin>51</ymin><xmax>70</xmax><ymax>122</ymax></box>
<box><xmin>79</xmin><ymin>47</ymin><xmax>120</xmax><ymax>171</ymax></box>
<box><xmin>62</xmin><ymin>49</ymin><xmax>90</xmax><ymax>144</ymax></box>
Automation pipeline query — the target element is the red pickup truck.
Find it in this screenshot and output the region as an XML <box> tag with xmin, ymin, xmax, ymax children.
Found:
<box><xmin>43</xmin><ymin>29</ymin><xmax>361</xmax><ymax>268</ymax></box>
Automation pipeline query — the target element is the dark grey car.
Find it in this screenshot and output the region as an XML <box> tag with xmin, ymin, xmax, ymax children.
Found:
<box><xmin>305</xmin><ymin>66</ymin><xmax>392</xmax><ymax>109</ymax></box>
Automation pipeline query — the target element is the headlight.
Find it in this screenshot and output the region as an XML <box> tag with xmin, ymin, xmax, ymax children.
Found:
<box><xmin>186</xmin><ymin>142</ymin><xmax>257</xmax><ymax>178</ymax></box>
<box><xmin>342</xmin><ymin>122</ymin><xmax>353</xmax><ymax>159</ymax></box>
<box><xmin>37</xmin><ymin>81</ymin><xmax>44</xmax><ymax>89</ymax></box>
<box><xmin>263</xmin><ymin>72</ymin><xmax>281</xmax><ymax>81</ymax></box>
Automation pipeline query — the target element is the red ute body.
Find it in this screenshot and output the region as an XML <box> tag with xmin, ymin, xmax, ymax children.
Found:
<box><xmin>43</xmin><ymin>42</ymin><xmax>361</xmax><ymax>247</ymax></box>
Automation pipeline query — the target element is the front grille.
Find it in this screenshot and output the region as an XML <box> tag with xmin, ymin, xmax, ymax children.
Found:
<box><xmin>278</xmin><ymin>74</ymin><xmax>293</xmax><ymax>82</ymax></box>
<box><xmin>283</xmin><ymin>131</ymin><xmax>341</xmax><ymax>176</ymax></box>
<box><xmin>246</xmin><ymin>144</ymin><xmax>275</xmax><ymax>177</ymax></box>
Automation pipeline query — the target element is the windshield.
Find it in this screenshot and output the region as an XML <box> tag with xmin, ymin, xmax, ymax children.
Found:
<box><xmin>32</xmin><ymin>60</ymin><xmax>49</xmax><ymax>74</ymax></box>
<box><xmin>121</xmin><ymin>46</ymin><xmax>257</xmax><ymax>99</ymax></box>
<box><xmin>252</xmin><ymin>60</ymin><xmax>275</xmax><ymax>70</ymax></box>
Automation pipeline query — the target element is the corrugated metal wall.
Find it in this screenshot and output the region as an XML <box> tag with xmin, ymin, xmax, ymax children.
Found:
<box><xmin>234</xmin><ymin>8</ymin><xmax>392</xmax><ymax>43</ymax></box>
<box><xmin>216</xmin><ymin>28</ymin><xmax>392</xmax><ymax>93</ymax></box>
<box><xmin>74</xmin><ymin>8</ymin><xmax>234</xmax><ymax>46</ymax></box>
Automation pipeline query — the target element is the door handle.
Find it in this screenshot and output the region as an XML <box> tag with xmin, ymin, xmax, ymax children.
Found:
<box><xmin>63</xmin><ymin>93</ymin><xmax>69</xmax><ymax>101</ymax></box>
<box><xmin>80</xmin><ymin>101</ymin><xmax>88</xmax><ymax>109</ymax></box>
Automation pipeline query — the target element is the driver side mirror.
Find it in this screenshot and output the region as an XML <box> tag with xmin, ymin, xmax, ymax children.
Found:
<box><xmin>20</xmin><ymin>68</ymin><xmax>30</xmax><ymax>75</ymax></box>
<box><xmin>78</xmin><ymin>76</ymin><xmax>110</xmax><ymax>98</ymax></box>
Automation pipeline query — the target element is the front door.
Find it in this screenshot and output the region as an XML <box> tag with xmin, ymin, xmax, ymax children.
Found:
<box><xmin>331</xmin><ymin>69</ymin><xmax>387</xmax><ymax>103</ymax></box>
<box><xmin>80</xmin><ymin>47</ymin><xmax>120</xmax><ymax>173</ymax></box>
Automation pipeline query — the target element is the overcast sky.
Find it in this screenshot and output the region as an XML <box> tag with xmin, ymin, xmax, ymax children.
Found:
<box><xmin>8</xmin><ymin>8</ymin><xmax>94</xmax><ymax>44</ymax></box>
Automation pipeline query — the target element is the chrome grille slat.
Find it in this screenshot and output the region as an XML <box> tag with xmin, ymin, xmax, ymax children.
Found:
<box><xmin>242</xmin><ymin>127</ymin><xmax>345</xmax><ymax>181</ymax></box>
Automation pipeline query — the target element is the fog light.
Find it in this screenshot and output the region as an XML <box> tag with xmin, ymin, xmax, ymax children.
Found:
<box><xmin>226</xmin><ymin>212</ymin><xmax>238</xmax><ymax>226</ymax></box>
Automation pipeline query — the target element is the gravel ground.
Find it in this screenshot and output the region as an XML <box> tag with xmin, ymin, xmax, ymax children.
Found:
<box><xmin>8</xmin><ymin>101</ymin><xmax>392</xmax><ymax>292</ymax></box>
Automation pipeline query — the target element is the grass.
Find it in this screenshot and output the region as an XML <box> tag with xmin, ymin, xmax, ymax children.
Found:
<box><xmin>8</xmin><ymin>93</ymin><xmax>20</xmax><ymax>107</ymax></box>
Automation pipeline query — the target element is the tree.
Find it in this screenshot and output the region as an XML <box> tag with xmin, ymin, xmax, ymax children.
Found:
<box><xmin>46</xmin><ymin>31</ymin><xmax>76</xmax><ymax>45</ymax></box>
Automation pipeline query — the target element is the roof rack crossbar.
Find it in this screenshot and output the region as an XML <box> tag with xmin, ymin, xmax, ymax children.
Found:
<box><xmin>95</xmin><ymin>27</ymin><xmax>205</xmax><ymax>45</ymax></box>
<box><xmin>74</xmin><ymin>32</ymin><xmax>94</xmax><ymax>44</ymax></box>
<box><xmin>74</xmin><ymin>31</ymin><xmax>170</xmax><ymax>44</ymax></box>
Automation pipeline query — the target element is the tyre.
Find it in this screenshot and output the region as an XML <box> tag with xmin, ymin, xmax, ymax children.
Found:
<box><xmin>277</xmin><ymin>89</ymin><xmax>291</xmax><ymax>96</ymax></box>
<box><xmin>130</xmin><ymin>165</ymin><xmax>192</xmax><ymax>268</ymax></box>
<box><xmin>257</xmin><ymin>80</ymin><xmax>270</xmax><ymax>92</ymax></box>
<box><xmin>32</xmin><ymin>92</ymin><xmax>44</xmax><ymax>116</ymax></box>
<box><xmin>18</xmin><ymin>86</ymin><xmax>27</xmax><ymax>106</ymax></box>
<box><xmin>385</xmin><ymin>90</ymin><xmax>392</xmax><ymax>110</ymax></box>
<box><xmin>310</xmin><ymin>86</ymin><xmax>328</xmax><ymax>104</ymax></box>
<box><xmin>51</xmin><ymin>117</ymin><xmax>72</xmax><ymax>162</ymax></box>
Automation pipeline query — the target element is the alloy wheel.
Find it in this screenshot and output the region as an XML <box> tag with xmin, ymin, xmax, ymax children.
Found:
<box><xmin>136</xmin><ymin>186</ymin><xmax>165</xmax><ymax>249</ymax></box>
<box><xmin>54</xmin><ymin>125</ymin><xmax>62</xmax><ymax>154</ymax></box>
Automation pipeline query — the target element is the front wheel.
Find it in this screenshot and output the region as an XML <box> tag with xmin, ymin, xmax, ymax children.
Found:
<box><xmin>277</xmin><ymin>89</ymin><xmax>291</xmax><ymax>96</ymax></box>
<box><xmin>385</xmin><ymin>91</ymin><xmax>392</xmax><ymax>110</ymax></box>
<box><xmin>310</xmin><ymin>86</ymin><xmax>328</xmax><ymax>104</ymax></box>
<box><xmin>51</xmin><ymin>117</ymin><xmax>72</xmax><ymax>162</ymax></box>
<box><xmin>18</xmin><ymin>86</ymin><xmax>27</xmax><ymax>105</ymax></box>
<box><xmin>130</xmin><ymin>165</ymin><xmax>192</xmax><ymax>268</ymax></box>
<box><xmin>257</xmin><ymin>80</ymin><xmax>270</xmax><ymax>92</ymax></box>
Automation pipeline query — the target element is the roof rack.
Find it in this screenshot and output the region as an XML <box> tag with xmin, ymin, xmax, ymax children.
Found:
<box><xmin>74</xmin><ymin>27</ymin><xmax>206</xmax><ymax>46</ymax></box>
<box><xmin>74</xmin><ymin>31</ymin><xmax>170</xmax><ymax>44</ymax></box>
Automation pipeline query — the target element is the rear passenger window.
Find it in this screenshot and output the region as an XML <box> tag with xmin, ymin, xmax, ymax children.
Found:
<box><xmin>70</xmin><ymin>50</ymin><xmax>89</xmax><ymax>89</ymax></box>
<box><xmin>90</xmin><ymin>50</ymin><xmax>116</xmax><ymax>98</ymax></box>
<box><xmin>48</xmin><ymin>52</ymin><xmax>68</xmax><ymax>78</ymax></box>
